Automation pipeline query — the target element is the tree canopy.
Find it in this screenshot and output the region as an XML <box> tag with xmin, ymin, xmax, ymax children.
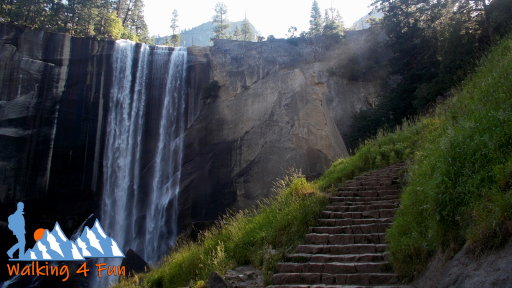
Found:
<box><xmin>0</xmin><ymin>0</ymin><xmax>150</xmax><ymax>42</ymax></box>
<box><xmin>308</xmin><ymin>0</ymin><xmax>322</xmax><ymax>35</ymax></box>
<box><xmin>212</xmin><ymin>2</ymin><xmax>229</xmax><ymax>39</ymax></box>
<box><xmin>345</xmin><ymin>0</ymin><xmax>512</xmax><ymax>150</ymax></box>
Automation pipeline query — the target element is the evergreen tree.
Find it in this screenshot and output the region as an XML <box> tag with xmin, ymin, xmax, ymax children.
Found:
<box><xmin>212</xmin><ymin>2</ymin><xmax>229</xmax><ymax>39</ymax></box>
<box><xmin>0</xmin><ymin>0</ymin><xmax>149</xmax><ymax>41</ymax></box>
<box><xmin>126</xmin><ymin>0</ymin><xmax>149</xmax><ymax>41</ymax></box>
<box><xmin>287</xmin><ymin>26</ymin><xmax>297</xmax><ymax>38</ymax></box>
<box><xmin>323</xmin><ymin>7</ymin><xmax>344</xmax><ymax>35</ymax></box>
<box><xmin>101</xmin><ymin>11</ymin><xmax>124</xmax><ymax>39</ymax></box>
<box><xmin>168</xmin><ymin>9</ymin><xmax>180</xmax><ymax>46</ymax></box>
<box><xmin>308</xmin><ymin>0</ymin><xmax>322</xmax><ymax>35</ymax></box>
<box><xmin>233</xmin><ymin>25</ymin><xmax>241</xmax><ymax>40</ymax></box>
<box><xmin>170</xmin><ymin>9</ymin><xmax>178</xmax><ymax>35</ymax></box>
<box><xmin>240</xmin><ymin>18</ymin><xmax>254</xmax><ymax>41</ymax></box>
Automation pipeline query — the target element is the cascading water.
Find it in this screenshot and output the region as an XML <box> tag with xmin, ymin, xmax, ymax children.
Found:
<box><xmin>101</xmin><ymin>40</ymin><xmax>187</xmax><ymax>268</ymax></box>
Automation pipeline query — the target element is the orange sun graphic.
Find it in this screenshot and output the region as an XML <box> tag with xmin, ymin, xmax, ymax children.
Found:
<box><xmin>34</xmin><ymin>228</ymin><xmax>46</xmax><ymax>241</ymax></box>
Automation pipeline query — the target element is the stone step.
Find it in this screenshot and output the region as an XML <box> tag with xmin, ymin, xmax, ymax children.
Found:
<box><xmin>268</xmin><ymin>285</ymin><xmax>409</xmax><ymax>288</ymax></box>
<box><xmin>328</xmin><ymin>199</ymin><xmax>399</xmax><ymax>207</ymax></box>
<box><xmin>321</xmin><ymin>209</ymin><xmax>396</xmax><ymax>219</ymax></box>
<box><xmin>335</xmin><ymin>190</ymin><xmax>401</xmax><ymax>198</ymax></box>
<box><xmin>277</xmin><ymin>262</ymin><xmax>391</xmax><ymax>274</ymax></box>
<box><xmin>272</xmin><ymin>273</ymin><xmax>401</xmax><ymax>285</ymax></box>
<box><xmin>295</xmin><ymin>244</ymin><xmax>387</xmax><ymax>255</ymax></box>
<box><xmin>329</xmin><ymin>195</ymin><xmax>400</xmax><ymax>203</ymax></box>
<box><xmin>304</xmin><ymin>233</ymin><xmax>385</xmax><ymax>245</ymax></box>
<box><xmin>286</xmin><ymin>253</ymin><xmax>388</xmax><ymax>263</ymax></box>
<box><xmin>270</xmin><ymin>163</ymin><xmax>407</xmax><ymax>287</ymax></box>
<box><xmin>325</xmin><ymin>203</ymin><xmax>398</xmax><ymax>213</ymax></box>
<box><xmin>344</xmin><ymin>176</ymin><xmax>400</xmax><ymax>182</ymax></box>
<box><xmin>317</xmin><ymin>218</ymin><xmax>393</xmax><ymax>227</ymax></box>
<box><xmin>338</xmin><ymin>184</ymin><xmax>399</xmax><ymax>190</ymax></box>
<box><xmin>337</xmin><ymin>185</ymin><xmax>399</xmax><ymax>192</ymax></box>
<box><xmin>310</xmin><ymin>223</ymin><xmax>392</xmax><ymax>234</ymax></box>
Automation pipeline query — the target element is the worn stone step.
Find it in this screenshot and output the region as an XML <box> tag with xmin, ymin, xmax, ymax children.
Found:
<box><xmin>286</xmin><ymin>253</ymin><xmax>388</xmax><ymax>263</ymax></box>
<box><xmin>330</xmin><ymin>195</ymin><xmax>400</xmax><ymax>203</ymax></box>
<box><xmin>304</xmin><ymin>233</ymin><xmax>385</xmax><ymax>245</ymax></box>
<box><xmin>337</xmin><ymin>185</ymin><xmax>399</xmax><ymax>192</ymax></box>
<box><xmin>328</xmin><ymin>199</ymin><xmax>399</xmax><ymax>207</ymax></box>
<box><xmin>295</xmin><ymin>244</ymin><xmax>387</xmax><ymax>255</ymax></box>
<box><xmin>270</xmin><ymin>163</ymin><xmax>407</xmax><ymax>287</ymax></box>
<box><xmin>310</xmin><ymin>223</ymin><xmax>392</xmax><ymax>234</ymax></box>
<box><xmin>321</xmin><ymin>209</ymin><xmax>396</xmax><ymax>219</ymax></box>
<box><xmin>338</xmin><ymin>184</ymin><xmax>399</xmax><ymax>191</ymax></box>
<box><xmin>325</xmin><ymin>203</ymin><xmax>398</xmax><ymax>213</ymax></box>
<box><xmin>317</xmin><ymin>218</ymin><xmax>393</xmax><ymax>227</ymax></box>
<box><xmin>268</xmin><ymin>285</ymin><xmax>409</xmax><ymax>288</ymax></box>
<box><xmin>277</xmin><ymin>262</ymin><xmax>391</xmax><ymax>274</ymax></box>
<box><xmin>272</xmin><ymin>272</ymin><xmax>401</xmax><ymax>285</ymax></box>
<box><xmin>344</xmin><ymin>178</ymin><xmax>399</xmax><ymax>183</ymax></box>
<box><xmin>335</xmin><ymin>190</ymin><xmax>401</xmax><ymax>198</ymax></box>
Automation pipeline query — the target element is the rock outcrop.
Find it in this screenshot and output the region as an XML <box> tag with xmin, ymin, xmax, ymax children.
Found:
<box><xmin>181</xmin><ymin>32</ymin><xmax>389</xmax><ymax>226</ymax></box>
<box><xmin>412</xmin><ymin>240</ymin><xmax>512</xmax><ymax>288</ymax></box>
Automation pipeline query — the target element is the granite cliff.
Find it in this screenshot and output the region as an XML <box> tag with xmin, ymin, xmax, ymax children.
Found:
<box><xmin>0</xmin><ymin>23</ymin><xmax>388</xmax><ymax>268</ymax></box>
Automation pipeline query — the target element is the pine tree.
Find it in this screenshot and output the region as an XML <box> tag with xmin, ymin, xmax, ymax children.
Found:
<box><xmin>212</xmin><ymin>2</ymin><xmax>229</xmax><ymax>39</ymax></box>
<box><xmin>308</xmin><ymin>0</ymin><xmax>322</xmax><ymax>36</ymax></box>
<box><xmin>170</xmin><ymin>9</ymin><xmax>178</xmax><ymax>35</ymax></box>
<box><xmin>168</xmin><ymin>9</ymin><xmax>180</xmax><ymax>46</ymax></box>
<box><xmin>287</xmin><ymin>26</ymin><xmax>298</xmax><ymax>38</ymax></box>
<box><xmin>233</xmin><ymin>25</ymin><xmax>241</xmax><ymax>40</ymax></box>
<box><xmin>240</xmin><ymin>18</ymin><xmax>254</xmax><ymax>41</ymax></box>
<box><xmin>323</xmin><ymin>7</ymin><xmax>344</xmax><ymax>35</ymax></box>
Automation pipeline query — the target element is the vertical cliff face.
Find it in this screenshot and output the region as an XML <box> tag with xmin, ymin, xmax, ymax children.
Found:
<box><xmin>0</xmin><ymin>24</ymin><xmax>70</xmax><ymax>201</ymax></box>
<box><xmin>0</xmin><ymin>24</ymin><xmax>115</xmax><ymax>281</ymax></box>
<box><xmin>180</xmin><ymin>32</ymin><xmax>388</xmax><ymax>228</ymax></box>
<box><xmin>0</xmin><ymin>24</ymin><xmax>388</xmax><ymax>267</ymax></box>
<box><xmin>0</xmin><ymin>24</ymin><xmax>116</xmax><ymax>228</ymax></box>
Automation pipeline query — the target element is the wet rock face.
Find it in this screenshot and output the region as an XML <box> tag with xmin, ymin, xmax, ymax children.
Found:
<box><xmin>0</xmin><ymin>24</ymin><xmax>70</xmax><ymax>202</ymax></box>
<box><xmin>0</xmin><ymin>24</ymin><xmax>114</xmax><ymax>255</ymax></box>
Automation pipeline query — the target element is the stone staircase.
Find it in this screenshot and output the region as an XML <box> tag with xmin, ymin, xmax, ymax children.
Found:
<box><xmin>268</xmin><ymin>163</ymin><xmax>408</xmax><ymax>288</ymax></box>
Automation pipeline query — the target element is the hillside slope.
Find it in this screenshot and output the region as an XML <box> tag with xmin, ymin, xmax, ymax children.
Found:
<box><xmin>386</xmin><ymin>34</ymin><xmax>512</xmax><ymax>280</ymax></box>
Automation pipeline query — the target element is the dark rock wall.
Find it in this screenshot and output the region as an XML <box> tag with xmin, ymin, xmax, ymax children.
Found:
<box><xmin>0</xmin><ymin>24</ymin><xmax>116</xmax><ymax>281</ymax></box>
<box><xmin>0</xmin><ymin>24</ymin><xmax>116</xmax><ymax>225</ymax></box>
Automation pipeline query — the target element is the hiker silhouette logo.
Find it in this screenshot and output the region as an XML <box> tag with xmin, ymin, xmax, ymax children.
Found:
<box><xmin>6</xmin><ymin>202</ymin><xmax>125</xmax><ymax>261</ymax></box>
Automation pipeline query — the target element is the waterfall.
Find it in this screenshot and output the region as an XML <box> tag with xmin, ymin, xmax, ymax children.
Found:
<box><xmin>101</xmin><ymin>40</ymin><xmax>187</xmax><ymax>266</ymax></box>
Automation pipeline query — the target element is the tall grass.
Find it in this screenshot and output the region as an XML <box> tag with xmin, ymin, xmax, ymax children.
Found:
<box><xmin>315</xmin><ymin>120</ymin><xmax>433</xmax><ymax>192</ymax></box>
<box><xmin>386</xmin><ymin>35</ymin><xmax>512</xmax><ymax>279</ymax></box>
<box><xmin>117</xmin><ymin>171</ymin><xmax>327</xmax><ymax>288</ymax></box>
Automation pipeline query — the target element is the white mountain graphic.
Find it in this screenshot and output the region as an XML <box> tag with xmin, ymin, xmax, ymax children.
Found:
<box><xmin>20</xmin><ymin>220</ymin><xmax>124</xmax><ymax>261</ymax></box>
<box><xmin>76</xmin><ymin>219</ymin><xmax>124</xmax><ymax>258</ymax></box>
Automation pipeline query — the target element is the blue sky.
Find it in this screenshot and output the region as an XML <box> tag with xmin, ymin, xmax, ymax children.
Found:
<box><xmin>144</xmin><ymin>0</ymin><xmax>374</xmax><ymax>37</ymax></box>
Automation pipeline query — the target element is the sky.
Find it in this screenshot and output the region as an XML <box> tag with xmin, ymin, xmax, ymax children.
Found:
<box><xmin>144</xmin><ymin>0</ymin><xmax>374</xmax><ymax>38</ymax></box>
